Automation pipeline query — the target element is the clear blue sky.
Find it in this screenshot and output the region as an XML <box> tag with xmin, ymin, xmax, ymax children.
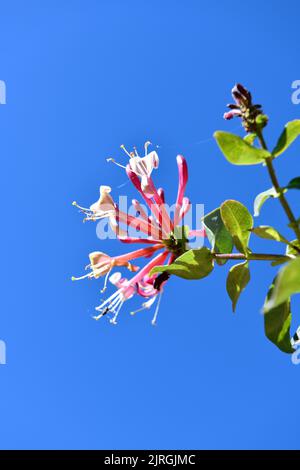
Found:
<box><xmin>0</xmin><ymin>0</ymin><xmax>299</xmax><ymax>450</ymax></box>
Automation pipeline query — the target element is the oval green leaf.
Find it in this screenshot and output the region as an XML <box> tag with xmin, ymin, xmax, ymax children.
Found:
<box><xmin>264</xmin><ymin>257</ymin><xmax>300</xmax><ymax>311</ymax></box>
<box><xmin>226</xmin><ymin>261</ymin><xmax>250</xmax><ymax>312</ymax></box>
<box><xmin>220</xmin><ymin>200</ymin><xmax>253</xmax><ymax>254</ymax></box>
<box><xmin>263</xmin><ymin>277</ymin><xmax>294</xmax><ymax>354</ymax></box>
<box><xmin>150</xmin><ymin>247</ymin><xmax>214</xmax><ymax>280</ymax></box>
<box><xmin>251</xmin><ymin>226</ymin><xmax>289</xmax><ymax>244</ymax></box>
<box><xmin>214</xmin><ymin>131</ymin><xmax>271</xmax><ymax>165</ymax></box>
<box><xmin>272</xmin><ymin>120</ymin><xmax>300</xmax><ymax>157</ymax></box>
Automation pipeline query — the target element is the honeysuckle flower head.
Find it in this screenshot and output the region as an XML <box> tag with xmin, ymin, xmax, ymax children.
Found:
<box><xmin>73</xmin><ymin>144</ymin><xmax>206</xmax><ymax>325</ymax></box>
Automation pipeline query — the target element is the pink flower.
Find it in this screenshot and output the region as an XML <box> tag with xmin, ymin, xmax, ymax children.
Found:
<box><xmin>74</xmin><ymin>144</ymin><xmax>205</xmax><ymax>325</ymax></box>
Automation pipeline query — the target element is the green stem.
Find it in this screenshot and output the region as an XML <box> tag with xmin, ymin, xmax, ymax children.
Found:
<box><xmin>256</xmin><ymin>129</ymin><xmax>300</xmax><ymax>243</ymax></box>
<box><xmin>213</xmin><ymin>253</ymin><xmax>291</xmax><ymax>262</ymax></box>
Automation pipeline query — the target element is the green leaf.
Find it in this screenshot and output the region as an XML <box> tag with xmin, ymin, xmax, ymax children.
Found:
<box><xmin>150</xmin><ymin>247</ymin><xmax>214</xmax><ymax>280</ymax></box>
<box><xmin>202</xmin><ymin>208</ymin><xmax>233</xmax><ymax>265</ymax></box>
<box><xmin>244</xmin><ymin>133</ymin><xmax>257</xmax><ymax>145</ymax></box>
<box><xmin>251</xmin><ymin>226</ymin><xmax>289</xmax><ymax>244</ymax></box>
<box><xmin>264</xmin><ymin>257</ymin><xmax>300</xmax><ymax>311</ymax></box>
<box><xmin>214</xmin><ymin>131</ymin><xmax>271</xmax><ymax>165</ymax></box>
<box><xmin>263</xmin><ymin>277</ymin><xmax>294</xmax><ymax>353</ymax></box>
<box><xmin>253</xmin><ymin>187</ymin><xmax>278</xmax><ymax>217</ymax></box>
<box><xmin>286</xmin><ymin>176</ymin><xmax>300</xmax><ymax>190</ymax></box>
<box><xmin>220</xmin><ymin>200</ymin><xmax>253</xmax><ymax>254</ymax></box>
<box><xmin>226</xmin><ymin>262</ymin><xmax>250</xmax><ymax>312</ymax></box>
<box><xmin>272</xmin><ymin>120</ymin><xmax>300</xmax><ymax>157</ymax></box>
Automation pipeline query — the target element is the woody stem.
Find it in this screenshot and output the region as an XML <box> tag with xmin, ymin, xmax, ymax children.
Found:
<box><xmin>213</xmin><ymin>253</ymin><xmax>291</xmax><ymax>262</ymax></box>
<box><xmin>256</xmin><ymin>129</ymin><xmax>300</xmax><ymax>243</ymax></box>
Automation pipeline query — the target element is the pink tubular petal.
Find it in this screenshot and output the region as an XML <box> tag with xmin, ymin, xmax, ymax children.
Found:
<box><xmin>178</xmin><ymin>197</ymin><xmax>191</xmax><ymax>223</ymax></box>
<box><xmin>132</xmin><ymin>199</ymin><xmax>149</xmax><ymax>221</ymax></box>
<box><xmin>149</xmin><ymin>180</ymin><xmax>173</xmax><ymax>236</ymax></box>
<box><xmin>157</xmin><ymin>188</ymin><xmax>165</xmax><ymax>204</ymax></box>
<box><xmin>112</xmin><ymin>244</ymin><xmax>163</xmax><ymax>265</ymax></box>
<box><xmin>168</xmin><ymin>253</ymin><xmax>176</xmax><ymax>265</ymax></box>
<box><xmin>118</xmin><ymin>236</ymin><xmax>162</xmax><ymax>244</ymax></box>
<box><xmin>116</xmin><ymin>209</ymin><xmax>160</xmax><ymax>239</ymax></box>
<box><xmin>126</xmin><ymin>165</ymin><xmax>173</xmax><ymax>238</ymax></box>
<box><xmin>126</xmin><ymin>165</ymin><xmax>165</xmax><ymax>238</ymax></box>
<box><xmin>176</xmin><ymin>155</ymin><xmax>188</xmax><ymax>205</ymax></box>
<box><xmin>124</xmin><ymin>250</ymin><xmax>169</xmax><ymax>291</ymax></box>
<box><xmin>174</xmin><ymin>155</ymin><xmax>188</xmax><ymax>226</ymax></box>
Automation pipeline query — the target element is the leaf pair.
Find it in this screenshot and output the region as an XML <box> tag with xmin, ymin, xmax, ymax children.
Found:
<box><xmin>219</xmin><ymin>200</ymin><xmax>253</xmax><ymax>311</ymax></box>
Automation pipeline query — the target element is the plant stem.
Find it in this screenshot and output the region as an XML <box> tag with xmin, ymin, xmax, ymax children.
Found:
<box><xmin>256</xmin><ymin>130</ymin><xmax>300</xmax><ymax>243</ymax></box>
<box><xmin>213</xmin><ymin>253</ymin><xmax>291</xmax><ymax>262</ymax></box>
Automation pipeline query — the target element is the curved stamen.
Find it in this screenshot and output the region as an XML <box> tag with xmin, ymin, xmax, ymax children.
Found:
<box><xmin>130</xmin><ymin>296</ymin><xmax>157</xmax><ymax>316</ymax></box>
<box><xmin>151</xmin><ymin>291</ymin><xmax>163</xmax><ymax>326</ymax></box>
<box><xmin>110</xmin><ymin>299</ymin><xmax>125</xmax><ymax>325</ymax></box>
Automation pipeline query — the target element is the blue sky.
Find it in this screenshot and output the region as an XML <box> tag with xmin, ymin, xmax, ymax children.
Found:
<box><xmin>0</xmin><ymin>0</ymin><xmax>299</xmax><ymax>449</ymax></box>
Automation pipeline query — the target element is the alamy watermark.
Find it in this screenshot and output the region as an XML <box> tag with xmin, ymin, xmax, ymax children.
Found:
<box><xmin>94</xmin><ymin>197</ymin><xmax>205</xmax><ymax>249</ymax></box>
<box><xmin>292</xmin><ymin>345</ymin><xmax>300</xmax><ymax>365</ymax></box>
<box><xmin>0</xmin><ymin>340</ymin><xmax>6</xmax><ymax>365</ymax></box>
<box><xmin>291</xmin><ymin>327</ymin><xmax>300</xmax><ymax>365</ymax></box>
<box><xmin>0</xmin><ymin>80</ymin><xmax>6</xmax><ymax>104</ymax></box>
<box><xmin>291</xmin><ymin>80</ymin><xmax>300</xmax><ymax>104</ymax></box>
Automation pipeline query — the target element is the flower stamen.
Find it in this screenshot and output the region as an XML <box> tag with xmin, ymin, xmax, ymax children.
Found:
<box><xmin>120</xmin><ymin>144</ymin><xmax>133</xmax><ymax>158</ymax></box>
<box><xmin>110</xmin><ymin>299</ymin><xmax>125</xmax><ymax>325</ymax></box>
<box><xmin>130</xmin><ymin>296</ymin><xmax>157</xmax><ymax>316</ymax></box>
<box><xmin>151</xmin><ymin>291</ymin><xmax>163</xmax><ymax>326</ymax></box>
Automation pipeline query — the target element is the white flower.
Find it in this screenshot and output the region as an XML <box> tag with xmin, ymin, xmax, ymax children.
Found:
<box><xmin>128</xmin><ymin>150</ymin><xmax>159</xmax><ymax>195</ymax></box>
<box><xmin>90</xmin><ymin>185</ymin><xmax>115</xmax><ymax>216</ymax></box>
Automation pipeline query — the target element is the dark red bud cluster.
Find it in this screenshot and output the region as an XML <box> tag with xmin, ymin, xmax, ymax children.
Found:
<box><xmin>223</xmin><ymin>83</ymin><xmax>264</xmax><ymax>133</ymax></box>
